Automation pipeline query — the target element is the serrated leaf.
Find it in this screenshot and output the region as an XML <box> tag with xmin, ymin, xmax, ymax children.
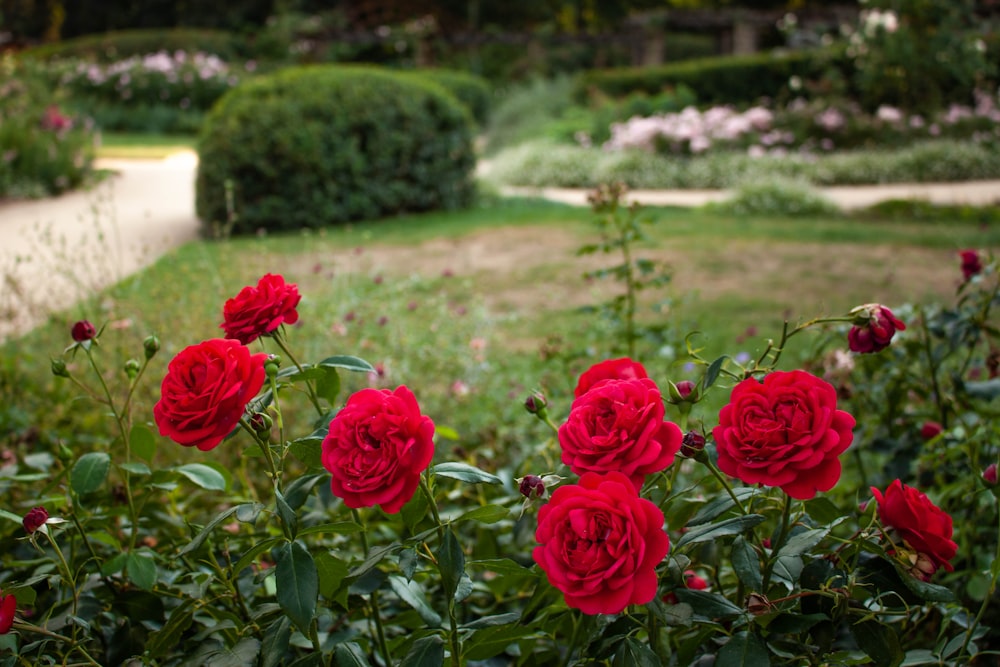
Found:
<box><xmin>437</xmin><ymin>528</ymin><xmax>465</xmax><ymax>601</ymax></box>
<box><xmin>688</xmin><ymin>488</ymin><xmax>757</xmax><ymax>525</ymax></box>
<box><xmin>804</xmin><ymin>497</ymin><xmax>844</xmax><ymax>525</ymax></box>
<box><xmin>676</xmin><ymin>514</ymin><xmax>765</xmax><ymax>549</ymax></box>
<box><xmin>71</xmin><ymin>452</ymin><xmax>110</xmax><ymax>496</ymax></box>
<box><xmin>894</xmin><ymin>563</ymin><xmax>956</xmax><ymax>602</ymax></box>
<box><xmin>178</xmin><ymin>502</ymin><xmax>265</xmax><ymax>558</ymax></box>
<box><xmin>851</xmin><ymin>620</ymin><xmax>903</xmax><ymax>667</ymax></box>
<box><xmin>674</xmin><ymin>589</ymin><xmax>744</xmax><ymax>620</ymax></box>
<box><xmin>431</xmin><ymin>462</ymin><xmax>501</xmax><ymax>485</ymax></box>
<box><xmin>174</xmin><ymin>463</ymin><xmax>227</xmax><ymax>491</ymax></box>
<box><xmin>732</xmin><ymin>535</ymin><xmax>763</xmax><ymax>591</ymax></box>
<box><xmin>288</xmin><ymin>437</ymin><xmax>324</xmax><ymax>468</ymax></box>
<box><xmin>130</xmin><ymin>424</ymin><xmax>157</xmax><ymax>462</ymax></box>
<box><xmin>703</xmin><ymin>355</ymin><xmax>731</xmax><ymax>389</ymax></box>
<box><xmin>205</xmin><ymin>637</ymin><xmax>261</xmax><ymax>667</ymax></box>
<box><xmin>232</xmin><ymin>537</ymin><xmax>284</xmax><ymax>576</ymax></box>
<box><xmin>388</xmin><ymin>575</ymin><xmax>442</xmax><ymax>627</ymax></box>
<box><xmin>276</xmin><ymin>542</ymin><xmax>318</xmax><ymax>636</ymax></box>
<box><xmin>315</xmin><ymin>366</ymin><xmax>341</xmax><ymax>404</ymax></box>
<box><xmin>332</xmin><ymin>643</ymin><xmax>371</xmax><ymax>667</ymax></box>
<box><xmin>717</xmin><ymin>631</ymin><xmax>771</xmax><ymax>667</ymax></box>
<box><xmin>612</xmin><ymin>636</ymin><xmax>662</xmax><ymax>667</ymax></box>
<box><xmin>315</xmin><ymin>551</ymin><xmax>350</xmax><ymax>600</ymax></box>
<box><xmin>466</xmin><ymin>558</ymin><xmax>537</xmax><ymax>578</ymax></box>
<box><xmin>260</xmin><ymin>617</ymin><xmax>292</xmax><ymax>667</ymax></box>
<box><xmin>778</xmin><ymin>528</ymin><xmax>829</xmax><ymax>558</ymax></box>
<box><xmin>275</xmin><ymin>489</ymin><xmax>298</xmax><ymax>539</ymax></box>
<box><xmin>399</xmin><ymin>635</ymin><xmax>444</xmax><ymax>667</ymax></box>
<box><xmin>457</xmin><ymin>504</ymin><xmax>509</xmax><ymax>524</ymax></box>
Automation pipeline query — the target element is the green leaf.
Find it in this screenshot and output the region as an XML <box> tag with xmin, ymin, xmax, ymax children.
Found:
<box><xmin>399</xmin><ymin>635</ymin><xmax>444</xmax><ymax>667</ymax></box>
<box><xmin>318</xmin><ymin>355</ymin><xmax>375</xmax><ymax>373</ymax></box>
<box><xmin>205</xmin><ymin>637</ymin><xmax>261</xmax><ymax>667</ymax></box>
<box><xmin>464</xmin><ymin>625</ymin><xmax>540</xmax><ymax>661</ymax></box>
<box><xmin>688</xmin><ymin>488</ymin><xmax>757</xmax><ymax>526</ymax></box>
<box><xmin>674</xmin><ymin>589</ymin><xmax>744</xmax><ymax>620</ymax></box>
<box><xmin>349</xmin><ymin>543</ymin><xmax>401</xmax><ymax>579</ymax></box>
<box><xmin>232</xmin><ymin>537</ymin><xmax>284</xmax><ymax>576</ymax></box>
<box><xmin>315</xmin><ymin>366</ymin><xmax>341</xmax><ymax>404</ymax></box>
<box><xmin>71</xmin><ymin>452</ymin><xmax>111</xmax><ymax>496</ymax></box>
<box><xmin>145</xmin><ymin>599</ymin><xmax>196</xmax><ymax>660</ymax></box>
<box><xmin>119</xmin><ymin>462</ymin><xmax>151</xmax><ymax>476</ymax></box>
<box><xmin>333</xmin><ymin>642</ymin><xmax>372</xmax><ymax>667</ymax></box>
<box><xmin>732</xmin><ymin>535</ymin><xmax>763</xmax><ymax>591</ymax></box>
<box><xmin>717</xmin><ymin>632</ymin><xmax>771</xmax><ymax>667</ymax></box>
<box><xmin>315</xmin><ymin>551</ymin><xmax>350</xmax><ymax>601</ymax></box>
<box><xmin>178</xmin><ymin>502</ymin><xmax>266</xmax><ymax>558</ymax></box>
<box><xmin>126</xmin><ymin>552</ymin><xmax>157</xmax><ymax>591</ymax></box>
<box><xmin>612</xmin><ymin>637</ymin><xmax>662</xmax><ymax>667</ymax></box>
<box><xmin>276</xmin><ymin>542</ymin><xmax>318</xmax><ymax>636</ymax></box>
<box><xmin>894</xmin><ymin>563</ymin><xmax>956</xmax><ymax>602</ymax></box>
<box><xmin>260</xmin><ymin>617</ymin><xmax>292</xmax><ymax>667</ymax></box>
<box><xmin>275</xmin><ymin>489</ymin><xmax>298</xmax><ymax>539</ymax></box>
<box><xmin>297</xmin><ymin>522</ymin><xmax>363</xmax><ymax>538</ymax></box>
<box><xmin>851</xmin><ymin>620</ymin><xmax>903</xmax><ymax>667</ymax></box>
<box><xmin>281</xmin><ymin>474</ymin><xmax>325</xmax><ymax>511</ymax></box>
<box><xmin>431</xmin><ymin>462</ymin><xmax>502</xmax><ymax>485</ymax></box>
<box><xmin>388</xmin><ymin>575</ymin><xmax>442</xmax><ymax>627</ymax></box>
<box><xmin>174</xmin><ymin>463</ymin><xmax>227</xmax><ymax>491</ymax></box>
<box><xmin>288</xmin><ymin>437</ymin><xmax>324</xmax><ymax>468</ymax></box>
<box><xmin>703</xmin><ymin>355</ymin><xmax>730</xmax><ymax>390</ymax></box>
<box><xmin>466</xmin><ymin>558</ymin><xmax>537</xmax><ymax>578</ymax></box>
<box><xmin>778</xmin><ymin>528</ymin><xmax>829</xmax><ymax>558</ymax></box>
<box><xmin>130</xmin><ymin>424</ymin><xmax>157</xmax><ymax>462</ymax></box>
<box><xmin>675</xmin><ymin>514</ymin><xmax>765</xmax><ymax>549</ymax></box>
<box><xmin>804</xmin><ymin>497</ymin><xmax>844</xmax><ymax>525</ymax></box>
<box><xmin>457</xmin><ymin>504</ymin><xmax>510</xmax><ymax>524</ymax></box>
<box><xmin>461</xmin><ymin>612</ymin><xmax>522</xmax><ymax>630</ymax></box>
<box><xmin>437</xmin><ymin>528</ymin><xmax>465</xmax><ymax>601</ymax></box>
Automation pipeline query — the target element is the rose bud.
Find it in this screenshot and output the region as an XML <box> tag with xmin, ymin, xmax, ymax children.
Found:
<box><xmin>983</xmin><ymin>463</ymin><xmax>998</xmax><ymax>487</ymax></box>
<box><xmin>51</xmin><ymin>358</ymin><xmax>69</xmax><ymax>378</ymax></box>
<box><xmin>920</xmin><ymin>421</ymin><xmax>943</xmax><ymax>441</ymax></box>
<box><xmin>124</xmin><ymin>359</ymin><xmax>141</xmax><ymax>379</ymax></box>
<box><xmin>518</xmin><ymin>475</ymin><xmax>546</xmax><ymax>500</ymax></box>
<box><xmin>23</xmin><ymin>506</ymin><xmax>49</xmax><ymax>534</ymax></box>
<box><xmin>746</xmin><ymin>592</ymin><xmax>773</xmax><ymax>616</ymax></box>
<box><xmin>250</xmin><ymin>412</ymin><xmax>273</xmax><ymax>434</ymax></box>
<box><xmin>680</xmin><ymin>431</ymin><xmax>706</xmax><ymax>459</ymax></box>
<box><xmin>71</xmin><ymin>320</ymin><xmax>96</xmax><ymax>342</ymax></box>
<box><xmin>143</xmin><ymin>335</ymin><xmax>160</xmax><ymax>360</ymax></box>
<box><xmin>960</xmin><ymin>249</ymin><xmax>983</xmax><ymax>281</ymax></box>
<box><xmin>848</xmin><ymin>304</ymin><xmax>906</xmax><ymax>354</ymax></box>
<box><xmin>684</xmin><ymin>570</ymin><xmax>708</xmax><ymax>590</ymax></box>
<box><xmin>523</xmin><ymin>391</ymin><xmax>547</xmax><ymax>416</ymax></box>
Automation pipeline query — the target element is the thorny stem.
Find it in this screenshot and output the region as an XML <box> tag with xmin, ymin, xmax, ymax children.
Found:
<box><xmin>352</xmin><ymin>509</ymin><xmax>392</xmax><ymax>667</ymax></box>
<box><xmin>239</xmin><ymin>418</ymin><xmax>278</xmax><ymax>487</ymax></box>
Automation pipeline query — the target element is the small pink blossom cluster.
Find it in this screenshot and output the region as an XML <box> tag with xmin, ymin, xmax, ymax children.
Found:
<box><xmin>604</xmin><ymin>105</ymin><xmax>773</xmax><ymax>154</ymax></box>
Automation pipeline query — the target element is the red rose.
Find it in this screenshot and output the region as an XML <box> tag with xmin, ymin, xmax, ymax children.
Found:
<box><xmin>960</xmin><ymin>249</ymin><xmax>982</xmax><ymax>281</ymax></box>
<box><xmin>221</xmin><ymin>273</ymin><xmax>302</xmax><ymax>344</ymax></box>
<box><xmin>920</xmin><ymin>421</ymin><xmax>943</xmax><ymax>441</ymax></box>
<box><xmin>574</xmin><ymin>357</ymin><xmax>648</xmax><ymax>398</ymax></box>
<box><xmin>0</xmin><ymin>592</ymin><xmax>14</xmax><ymax>634</ymax></box>
<box><xmin>871</xmin><ymin>479</ymin><xmax>957</xmax><ymax>579</ymax></box>
<box><xmin>71</xmin><ymin>320</ymin><xmax>96</xmax><ymax>342</ymax></box>
<box><xmin>713</xmin><ymin>370</ymin><xmax>855</xmax><ymax>500</ymax></box>
<box><xmin>559</xmin><ymin>378</ymin><xmax>682</xmax><ymax>489</ymax></box>
<box><xmin>23</xmin><ymin>506</ymin><xmax>48</xmax><ymax>534</ymax></box>
<box><xmin>321</xmin><ymin>386</ymin><xmax>435</xmax><ymax>514</ymax></box>
<box><xmin>848</xmin><ymin>304</ymin><xmax>906</xmax><ymax>354</ymax></box>
<box><xmin>154</xmin><ymin>339</ymin><xmax>267</xmax><ymax>451</ymax></box>
<box><xmin>533</xmin><ymin>471</ymin><xmax>669</xmax><ymax>615</ymax></box>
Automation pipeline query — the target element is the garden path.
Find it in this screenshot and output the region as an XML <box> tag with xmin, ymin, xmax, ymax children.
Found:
<box><xmin>0</xmin><ymin>151</ymin><xmax>998</xmax><ymax>341</ymax></box>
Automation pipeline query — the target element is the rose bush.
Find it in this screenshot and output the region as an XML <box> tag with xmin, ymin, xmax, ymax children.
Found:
<box><xmin>713</xmin><ymin>369</ymin><xmax>856</xmax><ymax>500</ymax></box>
<box><xmin>532</xmin><ymin>470</ymin><xmax>669</xmax><ymax>615</ymax></box>
<box><xmin>321</xmin><ymin>385</ymin><xmax>435</xmax><ymax>513</ymax></box>
<box><xmin>153</xmin><ymin>337</ymin><xmax>267</xmax><ymax>450</ymax></box>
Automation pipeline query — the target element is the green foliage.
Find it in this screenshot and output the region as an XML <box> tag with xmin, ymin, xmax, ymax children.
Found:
<box><xmin>405</xmin><ymin>68</ymin><xmax>494</xmax><ymax>125</ymax></box>
<box><xmin>708</xmin><ymin>178</ymin><xmax>841</xmax><ymax>218</ymax></box>
<box><xmin>0</xmin><ymin>55</ymin><xmax>96</xmax><ymax>198</ymax></box>
<box><xmin>195</xmin><ymin>64</ymin><xmax>477</xmax><ymax>235</ymax></box>
<box><xmin>573</xmin><ymin>48</ymin><xmax>850</xmax><ymax>106</ymax></box>
<box><xmin>18</xmin><ymin>28</ymin><xmax>249</xmax><ymax>62</ymax></box>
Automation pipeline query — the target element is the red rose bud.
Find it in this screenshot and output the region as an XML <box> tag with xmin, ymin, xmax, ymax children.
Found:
<box><xmin>848</xmin><ymin>304</ymin><xmax>906</xmax><ymax>354</ymax></box>
<box><xmin>680</xmin><ymin>431</ymin><xmax>706</xmax><ymax>458</ymax></box>
<box><xmin>524</xmin><ymin>391</ymin><xmax>547</xmax><ymax>415</ymax></box>
<box><xmin>684</xmin><ymin>570</ymin><xmax>708</xmax><ymax>590</ymax></box>
<box><xmin>23</xmin><ymin>506</ymin><xmax>48</xmax><ymax>534</ymax></box>
<box><xmin>960</xmin><ymin>249</ymin><xmax>983</xmax><ymax>281</ymax></box>
<box><xmin>519</xmin><ymin>475</ymin><xmax>546</xmax><ymax>500</ymax></box>
<box><xmin>675</xmin><ymin>380</ymin><xmax>695</xmax><ymax>398</ymax></box>
<box><xmin>920</xmin><ymin>421</ymin><xmax>943</xmax><ymax>441</ymax></box>
<box><xmin>983</xmin><ymin>463</ymin><xmax>998</xmax><ymax>486</ymax></box>
<box><xmin>250</xmin><ymin>412</ymin><xmax>273</xmax><ymax>433</ymax></box>
<box><xmin>71</xmin><ymin>320</ymin><xmax>96</xmax><ymax>342</ymax></box>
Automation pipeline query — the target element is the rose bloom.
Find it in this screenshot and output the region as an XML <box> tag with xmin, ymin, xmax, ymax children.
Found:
<box><xmin>221</xmin><ymin>273</ymin><xmax>302</xmax><ymax>344</ymax></box>
<box><xmin>960</xmin><ymin>249</ymin><xmax>983</xmax><ymax>281</ymax></box>
<box><xmin>322</xmin><ymin>386</ymin><xmax>435</xmax><ymax>514</ymax></box>
<box><xmin>872</xmin><ymin>479</ymin><xmax>957</xmax><ymax>579</ymax></box>
<box><xmin>713</xmin><ymin>370</ymin><xmax>855</xmax><ymax>500</ymax></box>
<box><xmin>154</xmin><ymin>339</ymin><xmax>267</xmax><ymax>451</ymax></box>
<box><xmin>574</xmin><ymin>357</ymin><xmax>648</xmax><ymax>398</ymax></box>
<box><xmin>71</xmin><ymin>320</ymin><xmax>96</xmax><ymax>342</ymax></box>
<box><xmin>533</xmin><ymin>471</ymin><xmax>669</xmax><ymax>615</ymax></box>
<box><xmin>23</xmin><ymin>506</ymin><xmax>49</xmax><ymax>534</ymax></box>
<box><xmin>0</xmin><ymin>591</ymin><xmax>14</xmax><ymax>634</ymax></box>
<box><xmin>559</xmin><ymin>378</ymin><xmax>682</xmax><ymax>489</ymax></box>
<box><xmin>848</xmin><ymin>304</ymin><xmax>906</xmax><ymax>354</ymax></box>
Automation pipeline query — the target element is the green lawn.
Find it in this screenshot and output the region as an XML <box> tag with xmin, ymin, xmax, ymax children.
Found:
<box><xmin>96</xmin><ymin>132</ymin><xmax>198</xmax><ymax>159</ymax></box>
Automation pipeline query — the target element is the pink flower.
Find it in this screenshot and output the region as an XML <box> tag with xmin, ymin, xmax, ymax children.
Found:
<box><xmin>960</xmin><ymin>249</ymin><xmax>983</xmax><ymax>281</ymax></box>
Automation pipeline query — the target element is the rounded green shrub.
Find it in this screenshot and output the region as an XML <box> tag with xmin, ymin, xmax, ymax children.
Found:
<box><xmin>195</xmin><ymin>65</ymin><xmax>476</xmax><ymax>235</ymax></box>
<box><xmin>406</xmin><ymin>68</ymin><xmax>493</xmax><ymax>125</ymax></box>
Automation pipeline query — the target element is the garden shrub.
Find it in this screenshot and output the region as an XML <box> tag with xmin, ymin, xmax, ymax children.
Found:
<box><xmin>707</xmin><ymin>177</ymin><xmax>841</xmax><ymax>218</ymax></box>
<box><xmin>405</xmin><ymin>68</ymin><xmax>493</xmax><ymax>125</ymax></box>
<box><xmin>19</xmin><ymin>28</ymin><xmax>247</xmax><ymax>62</ymax></box>
<box><xmin>195</xmin><ymin>64</ymin><xmax>476</xmax><ymax>235</ymax></box>
<box><xmin>0</xmin><ymin>56</ymin><xmax>96</xmax><ymax>198</ymax></box>
<box><xmin>573</xmin><ymin>48</ymin><xmax>851</xmax><ymax>107</ymax></box>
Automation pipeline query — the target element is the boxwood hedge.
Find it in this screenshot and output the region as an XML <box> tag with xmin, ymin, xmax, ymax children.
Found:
<box><xmin>195</xmin><ymin>64</ymin><xmax>477</xmax><ymax>235</ymax></box>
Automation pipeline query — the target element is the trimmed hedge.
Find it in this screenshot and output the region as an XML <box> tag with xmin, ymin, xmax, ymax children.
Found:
<box><xmin>19</xmin><ymin>28</ymin><xmax>246</xmax><ymax>62</ymax></box>
<box><xmin>195</xmin><ymin>65</ymin><xmax>476</xmax><ymax>235</ymax></box>
<box><xmin>573</xmin><ymin>48</ymin><xmax>851</xmax><ymax>106</ymax></box>
<box><xmin>407</xmin><ymin>68</ymin><xmax>493</xmax><ymax>125</ymax></box>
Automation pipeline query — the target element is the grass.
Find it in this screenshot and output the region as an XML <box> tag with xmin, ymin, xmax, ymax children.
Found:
<box><xmin>96</xmin><ymin>131</ymin><xmax>197</xmax><ymax>159</ymax></box>
<box><xmin>3</xmin><ymin>196</ymin><xmax>997</xmax><ymax>473</ymax></box>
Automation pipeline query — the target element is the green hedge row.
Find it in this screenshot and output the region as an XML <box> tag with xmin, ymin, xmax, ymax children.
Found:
<box><xmin>196</xmin><ymin>65</ymin><xmax>476</xmax><ymax>236</ymax></box>
<box><xmin>19</xmin><ymin>28</ymin><xmax>247</xmax><ymax>62</ymax></box>
<box><xmin>573</xmin><ymin>48</ymin><xmax>851</xmax><ymax>106</ymax></box>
